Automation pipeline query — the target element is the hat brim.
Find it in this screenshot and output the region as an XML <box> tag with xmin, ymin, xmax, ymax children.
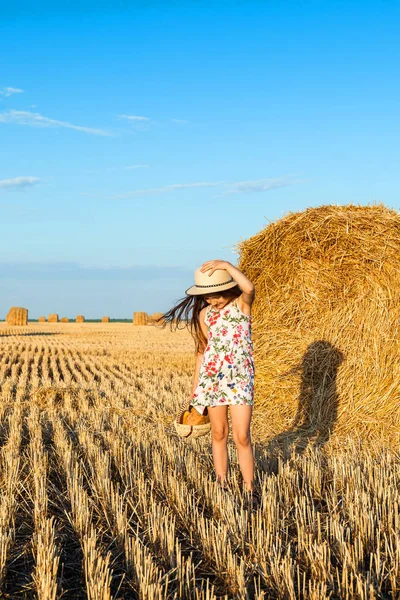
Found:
<box><xmin>185</xmin><ymin>280</ymin><xmax>238</xmax><ymax>296</ymax></box>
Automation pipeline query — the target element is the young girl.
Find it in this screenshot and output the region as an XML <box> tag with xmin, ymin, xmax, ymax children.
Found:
<box><xmin>163</xmin><ymin>259</ymin><xmax>258</xmax><ymax>500</ymax></box>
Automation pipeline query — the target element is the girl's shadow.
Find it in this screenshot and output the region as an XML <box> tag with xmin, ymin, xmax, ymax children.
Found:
<box><xmin>264</xmin><ymin>340</ymin><xmax>344</xmax><ymax>458</ymax></box>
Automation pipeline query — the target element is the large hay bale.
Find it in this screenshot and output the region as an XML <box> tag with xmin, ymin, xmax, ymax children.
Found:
<box><xmin>6</xmin><ymin>307</ymin><xmax>28</xmax><ymax>326</ymax></box>
<box><xmin>133</xmin><ymin>312</ymin><xmax>148</xmax><ymax>326</ymax></box>
<box><xmin>48</xmin><ymin>314</ymin><xmax>58</xmax><ymax>323</ymax></box>
<box><xmin>60</xmin><ymin>317</ymin><xmax>69</xmax><ymax>323</ymax></box>
<box><xmin>76</xmin><ymin>315</ymin><xmax>85</xmax><ymax>323</ymax></box>
<box><xmin>38</xmin><ymin>316</ymin><xmax>46</xmax><ymax>323</ymax></box>
<box><xmin>148</xmin><ymin>312</ymin><xmax>165</xmax><ymax>325</ymax></box>
<box><xmin>102</xmin><ymin>316</ymin><xmax>110</xmax><ymax>323</ymax></box>
<box><xmin>238</xmin><ymin>204</ymin><xmax>400</xmax><ymax>447</ymax></box>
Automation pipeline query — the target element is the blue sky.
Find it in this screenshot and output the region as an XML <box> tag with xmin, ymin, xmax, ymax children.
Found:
<box><xmin>1</xmin><ymin>0</ymin><xmax>399</xmax><ymax>317</ymax></box>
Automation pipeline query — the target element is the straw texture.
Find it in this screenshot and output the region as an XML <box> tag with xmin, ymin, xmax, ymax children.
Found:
<box><xmin>48</xmin><ymin>314</ymin><xmax>58</xmax><ymax>323</ymax></box>
<box><xmin>6</xmin><ymin>307</ymin><xmax>28</xmax><ymax>326</ymax></box>
<box><xmin>60</xmin><ymin>317</ymin><xmax>69</xmax><ymax>323</ymax></box>
<box><xmin>237</xmin><ymin>204</ymin><xmax>400</xmax><ymax>447</ymax></box>
<box><xmin>38</xmin><ymin>316</ymin><xmax>46</xmax><ymax>323</ymax></box>
<box><xmin>149</xmin><ymin>312</ymin><xmax>165</xmax><ymax>325</ymax></box>
<box><xmin>76</xmin><ymin>315</ymin><xmax>85</xmax><ymax>323</ymax></box>
<box><xmin>133</xmin><ymin>312</ymin><xmax>148</xmax><ymax>326</ymax></box>
<box><xmin>101</xmin><ymin>316</ymin><xmax>110</xmax><ymax>323</ymax></box>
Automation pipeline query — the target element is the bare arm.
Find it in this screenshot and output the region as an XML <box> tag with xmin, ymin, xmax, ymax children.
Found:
<box><xmin>191</xmin><ymin>352</ymin><xmax>204</xmax><ymax>398</ymax></box>
<box><xmin>200</xmin><ymin>260</ymin><xmax>255</xmax><ymax>310</ymax></box>
<box><xmin>190</xmin><ymin>306</ymin><xmax>208</xmax><ymax>398</ymax></box>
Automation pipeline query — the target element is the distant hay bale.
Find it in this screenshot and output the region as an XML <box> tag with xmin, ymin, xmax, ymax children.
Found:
<box><xmin>6</xmin><ymin>307</ymin><xmax>28</xmax><ymax>326</ymax></box>
<box><xmin>48</xmin><ymin>314</ymin><xmax>58</xmax><ymax>323</ymax></box>
<box><xmin>102</xmin><ymin>316</ymin><xmax>110</xmax><ymax>323</ymax></box>
<box><xmin>38</xmin><ymin>316</ymin><xmax>46</xmax><ymax>323</ymax></box>
<box><xmin>60</xmin><ymin>317</ymin><xmax>69</xmax><ymax>323</ymax></box>
<box><xmin>133</xmin><ymin>312</ymin><xmax>148</xmax><ymax>326</ymax></box>
<box><xmin>149</xmin><ymin>312</ymin><xmax>165</xmax><ymax>325</ymax></box>
<box><xmin>76</xmin><ymin>315</ymin><xmax>85</xmax><ymax>323</ymax></box>
<box><xmin>238</xmin><ymin>204</ymin><xmax>400</xmax><ymax>447</ymax></box>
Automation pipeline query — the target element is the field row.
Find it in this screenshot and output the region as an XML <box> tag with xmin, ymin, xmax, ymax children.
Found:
<box><xmin>0</xmin><ymin>325</ymin><xmax>399</xmax><ymax>599</ymax></box>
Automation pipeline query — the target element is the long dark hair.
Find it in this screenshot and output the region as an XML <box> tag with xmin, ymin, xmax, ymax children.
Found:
<box><xmin>161</xmin><ymin>285</ymin><xmax>242</xmax><ymax>353</ymax></box>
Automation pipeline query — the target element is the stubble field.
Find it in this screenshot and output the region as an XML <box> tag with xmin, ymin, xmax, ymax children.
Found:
<box><xmin>0</xmin><ymin>323</ymin><xmax>398</xmax><ymax>599</ymax></box>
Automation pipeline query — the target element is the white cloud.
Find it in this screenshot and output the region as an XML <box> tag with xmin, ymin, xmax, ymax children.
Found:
<box><xmin>118</xmin><ymin>114</ymin><xmax>150</xmax><ymax>121</ymax></box>
<box><xmin>106</xmin><ymin>181</ymin><xmax>222</xmax><ymax>200</ymax></box>
<box><xmin>0</xmin><ymin>176</ymin><xmax>40</xmax><ymax>190</ymax></box>
<box><xmin>124</xmin><ymin>164</ymin><xmax>150</xmax><ymax>170</ymax></box>
<box><xmin>171</xmin><ymin>118</ymin><xmax>189</xmax><ymax>124</ymax></box>
<box><xmin>222</xmin><ymin>177</ymin><xmax>297</xmax><ymax>196</ymax></box>
<box><xmin>105</xmin><ymin>176</ymin><xmax>298</xmax><ymax>200</ymax></box>
<box><xmin>0</xmin><ymin>87</ymin><xmax>24</xmax><ymax>97</ymax></box>
<box><xmin>0</xmin><ymin>109</ymin><xmax>113</xmax><ymax>136</ymax></box>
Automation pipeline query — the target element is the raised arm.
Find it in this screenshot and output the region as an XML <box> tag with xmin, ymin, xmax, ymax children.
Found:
<box><xmin>200</xmin><ymin>260</ymin><xmax>255</xmax><ymax>310</ymax></box>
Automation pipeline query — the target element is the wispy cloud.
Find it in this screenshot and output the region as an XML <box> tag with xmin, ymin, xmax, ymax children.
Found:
<box><xmin>83</xmin><ymin>164</ymin><xmax>150</xmax><ymax>174</ymax></box>
<box><xmin>105</xmin><ymin>176</ymin><xmax>298</xmax><ymax>200</ymax></box>
<box><xmin>0</xmin><ymin>87</ymin><xmax>24</xmax><ymax>97</ymax></box>
<box><xmin>222</xmin><ymin>177</ymin><xmax>296</xmax><ymax>196</ymax></box>
<box><xmin>106</xmin><ymin>181</ymin><xmax>222</xmax><ymax>200</ymax></box>
<box><xmin>124</xmin><ymin>164</ymin><xmax>150</xmax><ymax>170</ymax></box>
<box><xmin>118</xmin><ymin>114</ymin><xmax>150</xmax><ymax>122</ymax></box>
<box><xmin>0</xmin><ymin>261</ymin><xmax>192</xmax><ymax>281</ymax></box>
<box><xmin>0</xmin><ymin>176</ymin><xmax>41</xmax><ymax>190</ymax></box>
<box><xmin>170</xmin><ymin>118</ymin><xmax>189</xmax><ymax>124</ymax></box>
<box><xmin>0</xmin><ymin>109</ymin><xmax>113</xmax><ymax>136</ymax></box>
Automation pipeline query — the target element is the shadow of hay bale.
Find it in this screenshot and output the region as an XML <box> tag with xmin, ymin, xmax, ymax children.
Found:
<box><xmin>239</xmin><ymin>203</ymin><xmax>400</xmax><ymax>446</ymax></box>
<box><xmin>266</xmin><ymin>340</ymin><xmax>344</xmax><ymax>457</ymax></box>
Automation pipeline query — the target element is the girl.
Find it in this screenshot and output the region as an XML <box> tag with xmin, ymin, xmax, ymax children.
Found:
<box><xmin>163</xmin><ymin>259</ymin><xmax>258</xmax><ymax>502</ymax></box>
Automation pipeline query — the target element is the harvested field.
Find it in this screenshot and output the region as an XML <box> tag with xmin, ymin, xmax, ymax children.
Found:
<box><xmin>0</xmin><ymin>322</ymin><xmax>398</xmax><ymax>599</ymax></box>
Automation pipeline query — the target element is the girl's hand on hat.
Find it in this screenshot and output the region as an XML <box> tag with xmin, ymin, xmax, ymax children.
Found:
<box><xmin>200</xmin><ymin>260</ymin><xmax>229</xmax><ymax>276</ymax></box>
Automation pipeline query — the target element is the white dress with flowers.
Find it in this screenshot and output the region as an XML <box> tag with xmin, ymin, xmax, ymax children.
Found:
<box><xmin>191</xmin><ymin>298</ymin><xmax>255</xmax><ymax>414</ymax></box>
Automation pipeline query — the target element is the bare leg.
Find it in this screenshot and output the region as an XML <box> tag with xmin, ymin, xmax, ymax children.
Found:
<box><xmin>230</xmin><ymin>405</ymin><xmax>254</xmax><ymax>492</ymax></box>
<box><xmin>208</xmin><ymin>406</ymin><xmax>229</xmax><ymax>485</ymax></box>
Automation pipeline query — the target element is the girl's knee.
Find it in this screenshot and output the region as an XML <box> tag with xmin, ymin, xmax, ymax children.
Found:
<box><xmin>233</xmin><ymin>431</ymin><xmax>251</xmax><ymax>447</ymax></box>
<box><xmin>211</xmin><ymin>426</ymin><xmax>229</xmax><ymax>442</ymax></box>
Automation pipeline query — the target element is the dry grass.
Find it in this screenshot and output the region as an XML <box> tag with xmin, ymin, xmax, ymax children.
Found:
<box><xmin>48</xmin><ymin>314</ymin><xmax>58</xmax><ymax>323</ymax></box>
<box><xmin>133</xmin><ymin>312</ymin><xmax>148</xmax><ymax>326</ymax></box>
<box><xmin>76</xmin><ymin>315</ymin><xmax>85</xmax><ymax>323</ymax></box>
<box><xmin>238</xmin><ymin>204</ymin><xmax>400</xmax><ymax>448</ymax></box>
<box><xmin>101</xmin><ymin>317</ymin><xmax>110</xmax><ymax>323</ymax></box>
<box><xmin>60</xmin><ymin>317</ymin><xmax>69</xmax><ymax>323</ymax></box>
<box><xmin>6</xmin><ymin>307</ymin><xmax>28</xmax><ymax>326</ymax></box>
<box><xmin>0</xmin><ymin>322</ymin><xmax>398</xmax><ymax>598</ymax></box>
<box><xmin>38</xmin><ymin>316</ymin><xmax>46</xmax><ymax>323</ymax></box>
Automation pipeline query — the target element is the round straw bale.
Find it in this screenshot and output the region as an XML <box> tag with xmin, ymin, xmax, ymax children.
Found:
<box><xmin>102</xmin><ymin>316</ymin><xmax>110</xmax><ymax>323</ymax></box>
<box><xmin>6</xmin><ymin>307</ymin><xmax>28</xmax><ymax>326</ymax></box>
<box><xmin>76</xmin><ymin>315</ymin><xmax>85</xmax><ymax>323</ymax></box>
<box><xmin>60</xmin><ymin>317</ymin><xmax>69</xmax><ymax>323</ymax></box>
<box><xmin>133</xmin><ymin>312</ymin><xmax>148</xmax><ymax>325</ymax></box>
<box><xmin>48</xmin><ymin>314</ymin><xmax>58</xmax><ymax>323</ymax></box>
<box><xmin>237</xmin><ymin>204</ymin><xmax>400</xmax><ymax>447</ymax></box>
<box><xmin>38</xmin><ymin>316</ymin><xmax>46</xmax><ymax>323</ymax></box>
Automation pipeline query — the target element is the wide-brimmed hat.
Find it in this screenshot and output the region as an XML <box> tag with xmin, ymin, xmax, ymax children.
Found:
<box><xmin>185</xmin><ymin>267</ymin><xmax>238</xmax><ymax>296</ymax></box>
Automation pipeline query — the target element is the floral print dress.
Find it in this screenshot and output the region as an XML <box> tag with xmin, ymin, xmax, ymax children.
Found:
<box><xmin>191</xmin><ymin>298</ymin><xmax>255</xmax><ymax>414</ymax></box>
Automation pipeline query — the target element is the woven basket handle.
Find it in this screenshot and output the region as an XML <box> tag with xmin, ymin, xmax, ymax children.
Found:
<box><xmin>176</xmin><ymin>397</ymin><xmax>192</xmax><ymax>424</ymax></box>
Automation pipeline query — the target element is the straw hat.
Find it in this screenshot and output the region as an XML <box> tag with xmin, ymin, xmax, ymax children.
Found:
<box><xmin>186</xmin><ymin>268</ymin><xmax>237</xmax><ymax>296</ymax></box>
<box><xmin>174</xmin><ymin>401</ymin><xmax>211</xmax><ymax>439</ymax></box>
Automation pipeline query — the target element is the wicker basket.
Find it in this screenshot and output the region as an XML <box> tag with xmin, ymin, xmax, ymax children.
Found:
<box><xmin>174</xmin><ymin>399</ymin><xmax>211</xmax><ymax>439</ymax></box>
